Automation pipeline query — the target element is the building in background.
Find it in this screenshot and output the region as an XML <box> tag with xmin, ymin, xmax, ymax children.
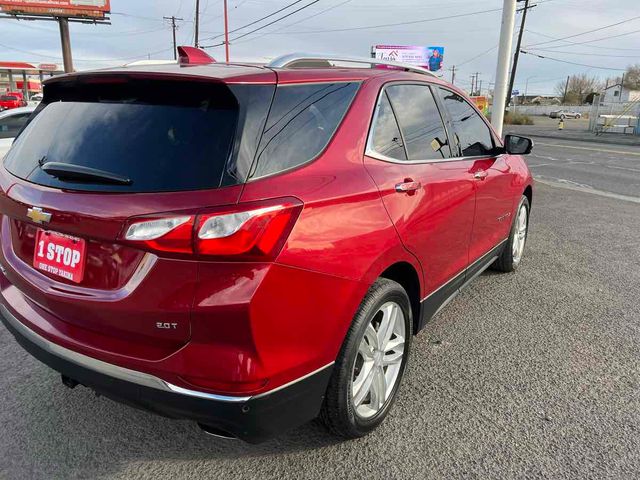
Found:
<box><xmin>602</xmin><ymin>84</ymin><xmax>640</xmax><ymax>103</ymax></box>
<box><xmin>0</xmin><ymin>61</ymin><xmax>62</xmax><ymax>98</ymax></box>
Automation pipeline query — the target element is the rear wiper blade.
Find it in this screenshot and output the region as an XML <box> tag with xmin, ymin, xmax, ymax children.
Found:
<box><xmin>40</xmin><ymin>162</ymin><xmax>132</xmax><ymax>186</ymax></box>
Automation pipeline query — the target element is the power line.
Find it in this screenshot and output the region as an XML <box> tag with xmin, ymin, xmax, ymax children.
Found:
<box><xmin>456</xmin><ymin>45</ymin><xmax>498</xmax><ymax>68</ymax></box>
<box><xmin>201</xmin><ymin>0</ymin><xmax>321</xmax><ymax>47</ymax></box>
<box><xmin>525</xmin><ymin>14</ymin><xmax>640</xmax><ymax>47</ymax></box>
<box><xmin>525</xmin><ymin>29</ymin><xmax>640</xmax><ymax>51</ymax></box>
<box><xmin>520</xmin><ymin>50</ymin><xmax>628</xmax><ymax>71</ymax></box>
<box><xmin>231</xmin><ymin>0</ymin><xmax>354</xmax><ymax>46</ymax></box>
<box><xmin>240</xmin><ymin>0</ymin><xmax>562</xmax><ymax>36</ymax></box>
<box><xmin>253</xmin><ymin>6</ymin><xmax>505</xmax><ymax>35</ymax></box>
<box><xmin>526</xmin><ymin>47</ymin><xmax>640</xmax><ymax>58</ymax></box>
<box><xmin>201</xmin><ymin>0</ymin><xmax>308</xmax><ymax>42</ymax></box>
<box><xmin>0</xmin><ymin>40</ymin><xmax>173</xmax><ymax>63</ymax></box>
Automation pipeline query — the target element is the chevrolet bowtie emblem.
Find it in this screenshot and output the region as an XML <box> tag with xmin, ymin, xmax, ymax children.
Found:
<box><xmin>27</xmin><ymin>207</ymin><xmax>52</xmax><ymax>224</ymax></box>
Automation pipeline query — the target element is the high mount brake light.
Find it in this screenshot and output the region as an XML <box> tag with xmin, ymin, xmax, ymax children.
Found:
<box><xmin>177</xmin><ymin>46</ymin><xmax>216</xmax><ymax>65</ymax></box>
<box><xmin>122</xmin><ymin>199</ymin><xmax>303</xmax><ymax>260</ymax></box>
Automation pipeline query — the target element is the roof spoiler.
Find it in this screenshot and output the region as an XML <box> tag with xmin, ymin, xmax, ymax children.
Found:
<box><xmin>177</xmin><ymin>46</ymin><xmax>216</xmax><ymax>66</ymax></box>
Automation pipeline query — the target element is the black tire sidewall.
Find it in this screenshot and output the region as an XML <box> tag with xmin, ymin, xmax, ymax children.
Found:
<box><xmin>329</xmin><ymin>279</ymin><xmax>412</xmax><ymax>436</ymax></box>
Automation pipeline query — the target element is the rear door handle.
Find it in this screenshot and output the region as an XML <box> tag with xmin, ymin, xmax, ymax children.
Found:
<box><xmin>395</xmin><ymin>180</ymin><xmax>421</xmax><ymax>193</ymax></box>
<box><xmin>474</xmin><ymin>171</ymin><xmax>489</xmax><ymax>180</ymax></box>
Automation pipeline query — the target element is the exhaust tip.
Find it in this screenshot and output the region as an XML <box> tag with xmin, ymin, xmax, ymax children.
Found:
<box><xmin>197</xmin><ymin>423</ymin><xmax>237</xmax><ymax>440</ymax></box>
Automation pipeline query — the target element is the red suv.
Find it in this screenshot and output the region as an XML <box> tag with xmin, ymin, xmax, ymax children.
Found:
<box><xmin>0</xmin><ymin>50</ymin><xmax>533</xmax><ymax>443</ymax></box>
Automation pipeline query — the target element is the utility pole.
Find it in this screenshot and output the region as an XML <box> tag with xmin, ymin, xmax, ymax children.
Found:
<box><xmin>223</xmin><ymin>0</ymin><xmax>230</xmax><ymax>62</ymax></box>
<box><xmin>449</xmin><ymin>65</ymin><xmax>456</xmax><ymax>84</ymax></box>
<box><xmin>194</xmin><ymin>0</ymin><xmax>200</xmax><ymax>47</ymax></box>
<box><xmin>470</xmin><ymin>72</ymin><xmax>481</xmax><ymax>95</ymax></box>
<box><xmin>163</xmin><ymin>16</ymin><xmax>184</xmax><ymax>60</ymax></box>
<box><xmin>505</xmin><ymin>0</ymin><xmax>533</xmax><ymax>108</ymax></box>
<box><xmin>562</xmin><ymin>75</ymin><xmax>570</xmax><ymax>104</ymax></box>
<box><xmin>491</xmin><ymin>0</ymin><xmax>517</xmax><ymax>136</ymax></box>
<box><xmin>478</xmin><ymin>80</ymin><xmax>483</xmax><ymax>96</ymax></box>
<box><xmin>58</xmin><ymin>17</ymin><xmax>73</xmax><ymax>73</ymax></box>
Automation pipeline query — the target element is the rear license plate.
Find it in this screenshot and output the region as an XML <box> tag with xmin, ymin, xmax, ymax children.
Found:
<box><xmin>33</xmin><ymin>229</ymin><xmax>87</xmax><ymax>284</ymax></box>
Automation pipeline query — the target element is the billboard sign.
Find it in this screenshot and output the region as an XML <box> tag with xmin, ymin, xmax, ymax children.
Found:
<box><xmin>0</xmin><ymin>0</ymin><xmax>110</xmax><ymax>18</ymax></box>
<box><xmin>374</xmin><ymin>45</ymin><xmax>445</xmax><ymax>72</ymax></box>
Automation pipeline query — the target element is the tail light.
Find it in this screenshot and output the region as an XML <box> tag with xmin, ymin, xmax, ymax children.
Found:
<box><xmin>122</xmin><ymin>198</ymin><xmax>302</xmax><ymax>261</ymax></box>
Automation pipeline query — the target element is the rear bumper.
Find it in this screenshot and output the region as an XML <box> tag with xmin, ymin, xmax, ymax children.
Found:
<box><xmin>0</xmin><ymin>304</ymin><xmax>333</xmax><ymax>443</ymax></box>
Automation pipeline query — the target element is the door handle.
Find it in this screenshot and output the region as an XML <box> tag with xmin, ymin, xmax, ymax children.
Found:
<box><xmin>395</xmin><ymin>180</ymin><xmax>421</xmax><ymax>193</ymax></box>
<box><xmin>474</xmin><ymin>171</ymin><xmax>489</xmax><ymax>180</ymax></box>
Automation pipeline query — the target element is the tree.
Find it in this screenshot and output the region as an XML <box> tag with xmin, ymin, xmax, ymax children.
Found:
<box><xmin>623</xmin><ymin>64</ymin><xmax>640</xmax><ymax>90</ymax></box>
<box><xmin>555</xmin><ymin>74</ymin><xmax>602</xmax><ymax>105</ymax></box>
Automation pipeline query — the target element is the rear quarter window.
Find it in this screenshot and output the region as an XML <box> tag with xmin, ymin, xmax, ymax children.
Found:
<box><xmin>250</xmin><ymin>82</ymin><xmax>360</xmax><ymax>179</ymax></box>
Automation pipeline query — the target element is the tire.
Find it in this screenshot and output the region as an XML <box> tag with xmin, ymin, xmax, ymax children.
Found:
<box><xmin>493</xmin><ymin>195</ymin><xmax>530</xmax><ymax>273</ymax></box>
<box><xmin>576</xmin><ymin>114</ymin><xmax>581</xmax><ymax>119</ymax></box>
<box><xmin>320</xmin><ymin>278</ymin><xmax>412</xmax><ymax>438</ymax></box>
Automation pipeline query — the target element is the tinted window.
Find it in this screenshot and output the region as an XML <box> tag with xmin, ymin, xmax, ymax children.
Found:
<box><xmin>0</xmin><ymin>113</ymin><xmax>31</xmax><ymax>139</ymax></box>
<box><xmin>438</xmin><ymin>89</ymin><xmax>495</xmax><ymax>157</ymax></box>
<box><xmin>370</xmin><ymin>92</ymin><xmax>407</xmax><ymax>160</ymax></box>
<box><xmin>1</xmin><ymin>96</ymin><xmax>18</xmax><ymax>101</ymax></box>
<box><xmin>386</xmin><ymin>85</ymin><xmax>450</xmax><ymax>160</ymax></box>
<box><xmin>251</xmin><ymin>82</ymin><xmax>359</xmax><ymax>178</ymax></box>
<box><xmin>5</xmin><ymin>80</ymin><xmax>245</xmax><ymax>193</ymax></box>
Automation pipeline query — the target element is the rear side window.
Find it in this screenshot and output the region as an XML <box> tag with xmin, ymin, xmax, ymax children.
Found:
<box><xmin>385</xmin><ymin>84</ymin><xmax>450</xmax><ymax>160</ymax></box>
<box><xmin>0</xmin><ymin>113</ymin><xmax>31</xmax><ymax>139</ymax></box>
<box><xmin>4</xmin><ymin>79</ymin><xmax>273</xmax><ymax>193</ymax></box>
<box><xmin>438</xmin><ymin>88</ymin><xmax>495</xmax><ymax>157</ymax></box>
<box><xmin>369</xmin><ymin>92</ymin><xmax>407</xmax><ymax>161</ymax></box>
<box><xmin>250</xmin><ymin>82</ymin><xmax>359</xmax><ymax>179</ymax></box>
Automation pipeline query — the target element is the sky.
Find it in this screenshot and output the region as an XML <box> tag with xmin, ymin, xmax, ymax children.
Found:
<box><xmin>0</xmin><ymin>0</ymin><xmax>638</xmax><ymax>96</ymax></box>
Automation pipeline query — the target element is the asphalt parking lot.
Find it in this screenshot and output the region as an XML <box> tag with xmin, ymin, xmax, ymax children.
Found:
<box><xmin>1</xmin><ymin>140</ymin><xmax>639</xmax><ymax>479</ymax></box>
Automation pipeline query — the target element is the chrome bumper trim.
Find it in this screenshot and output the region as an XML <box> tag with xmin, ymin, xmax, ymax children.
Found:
<box><xmin>0</xmin><ymin>304</ymin><xmax>253</xmax><ymax>403</ymax></box>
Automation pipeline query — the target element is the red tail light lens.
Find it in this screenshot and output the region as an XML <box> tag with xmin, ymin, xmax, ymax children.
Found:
<box><xmin>195</xmin><ymin>199</ymin><xmax>302</xmax><ymax>260</ymax></box>
<box><xmin>121</xmin><ymin>198</ymin><xmax>302</xmax><ymax>260</ymax></box>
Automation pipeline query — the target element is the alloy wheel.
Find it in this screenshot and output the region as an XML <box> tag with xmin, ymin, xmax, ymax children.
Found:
<box><xmin>351</xmin><ymin>301</ymin><xmax>406</xmax><ymax>419</ymax></box>
<box><xmin>512</xmin><ymin>204</ymin><xmax>528</xmax><ymax>264</ymax></box>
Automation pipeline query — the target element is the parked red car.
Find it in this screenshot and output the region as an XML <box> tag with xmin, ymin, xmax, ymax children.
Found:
<box><xmin>0</xmin><ymin>92</ymin><xmax>27</xmax><ymax>111</ymax></box>
<box><xmin>0</xmin><ymin>49</ymin><xmax>533</xmax><ymax>443</ymax></box>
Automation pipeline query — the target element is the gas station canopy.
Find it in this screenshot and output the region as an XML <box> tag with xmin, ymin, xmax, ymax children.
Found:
<box><xmin>0</xmin><ymin>60</ymin><xmax>63</xmax><ymax>97</ymax></box>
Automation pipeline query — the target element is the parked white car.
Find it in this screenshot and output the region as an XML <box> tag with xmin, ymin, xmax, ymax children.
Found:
<box><xmin>549</xmin><ymin>110</ymin><xmax>582</xmax><ymax>119</ymax></box>
<box><xmin>0</xmin><ymin>106</ymin><xmax>36</xmax><ymax>158</ymax></box>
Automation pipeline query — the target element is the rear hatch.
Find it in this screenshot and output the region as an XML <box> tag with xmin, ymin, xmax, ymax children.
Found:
<box><xmin>0</xmin><ymin>69</ymin><xmax>276</xmax><ymax>358</ymax></box>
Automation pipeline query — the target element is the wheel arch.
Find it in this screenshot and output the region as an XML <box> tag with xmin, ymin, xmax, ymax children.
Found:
<box><xmin>379</xmin><ymin>262</ymin><xmax>422</xmax><ymax>335</ymax></box>
<box><xmin>523</xmin><ymin>184</ymin><xmax>533</xmax><ymax>208</ymax></box>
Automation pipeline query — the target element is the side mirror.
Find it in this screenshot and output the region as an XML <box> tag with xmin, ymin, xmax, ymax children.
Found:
<box><xmin>504</xmin><ymin>135</ymin><xmax>533</xmax><ymax>155</ymax></box>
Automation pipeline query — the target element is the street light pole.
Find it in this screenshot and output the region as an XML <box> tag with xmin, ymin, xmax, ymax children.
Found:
<box><xmin>491</xmin><ymin>0</ymin><xmax>518</xmax><ymax>136</ymax></box>
<box><xmin>524</xmin><ymin>75</ymin><xmax>536</xmax><ymax>103</ymax></box>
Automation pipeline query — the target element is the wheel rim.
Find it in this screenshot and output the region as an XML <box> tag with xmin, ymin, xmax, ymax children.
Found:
<box><xmin>351</xmin><ymin>301</ymin><xmax>406</xmax><ymax>419</ymax></box>
<box><xmin>512</xmin><ymin>204</ymin><xmax>528</xmax><ymax>264</ymax></box>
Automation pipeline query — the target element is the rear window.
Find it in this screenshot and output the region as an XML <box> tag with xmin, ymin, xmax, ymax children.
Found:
<box><xmin>1</xmin><ymin>96</ymin><xmax>18</xmax><ymax>101</ymax></box>
<box><xmin>249</xmin><ymin>82</ymin><xmax>360</xmax><ymax>179</ymax></box>
<box><xmin>4</xmin><ymin>78</ymin><xmax>273</xmax><ymax>193</ymax></box>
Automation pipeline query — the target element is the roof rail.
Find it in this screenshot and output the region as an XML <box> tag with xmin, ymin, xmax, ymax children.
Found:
<box><xmin>267</xmin><ymin>53</ymin><xmax>436</xmax><ymax>77</ymax></box>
